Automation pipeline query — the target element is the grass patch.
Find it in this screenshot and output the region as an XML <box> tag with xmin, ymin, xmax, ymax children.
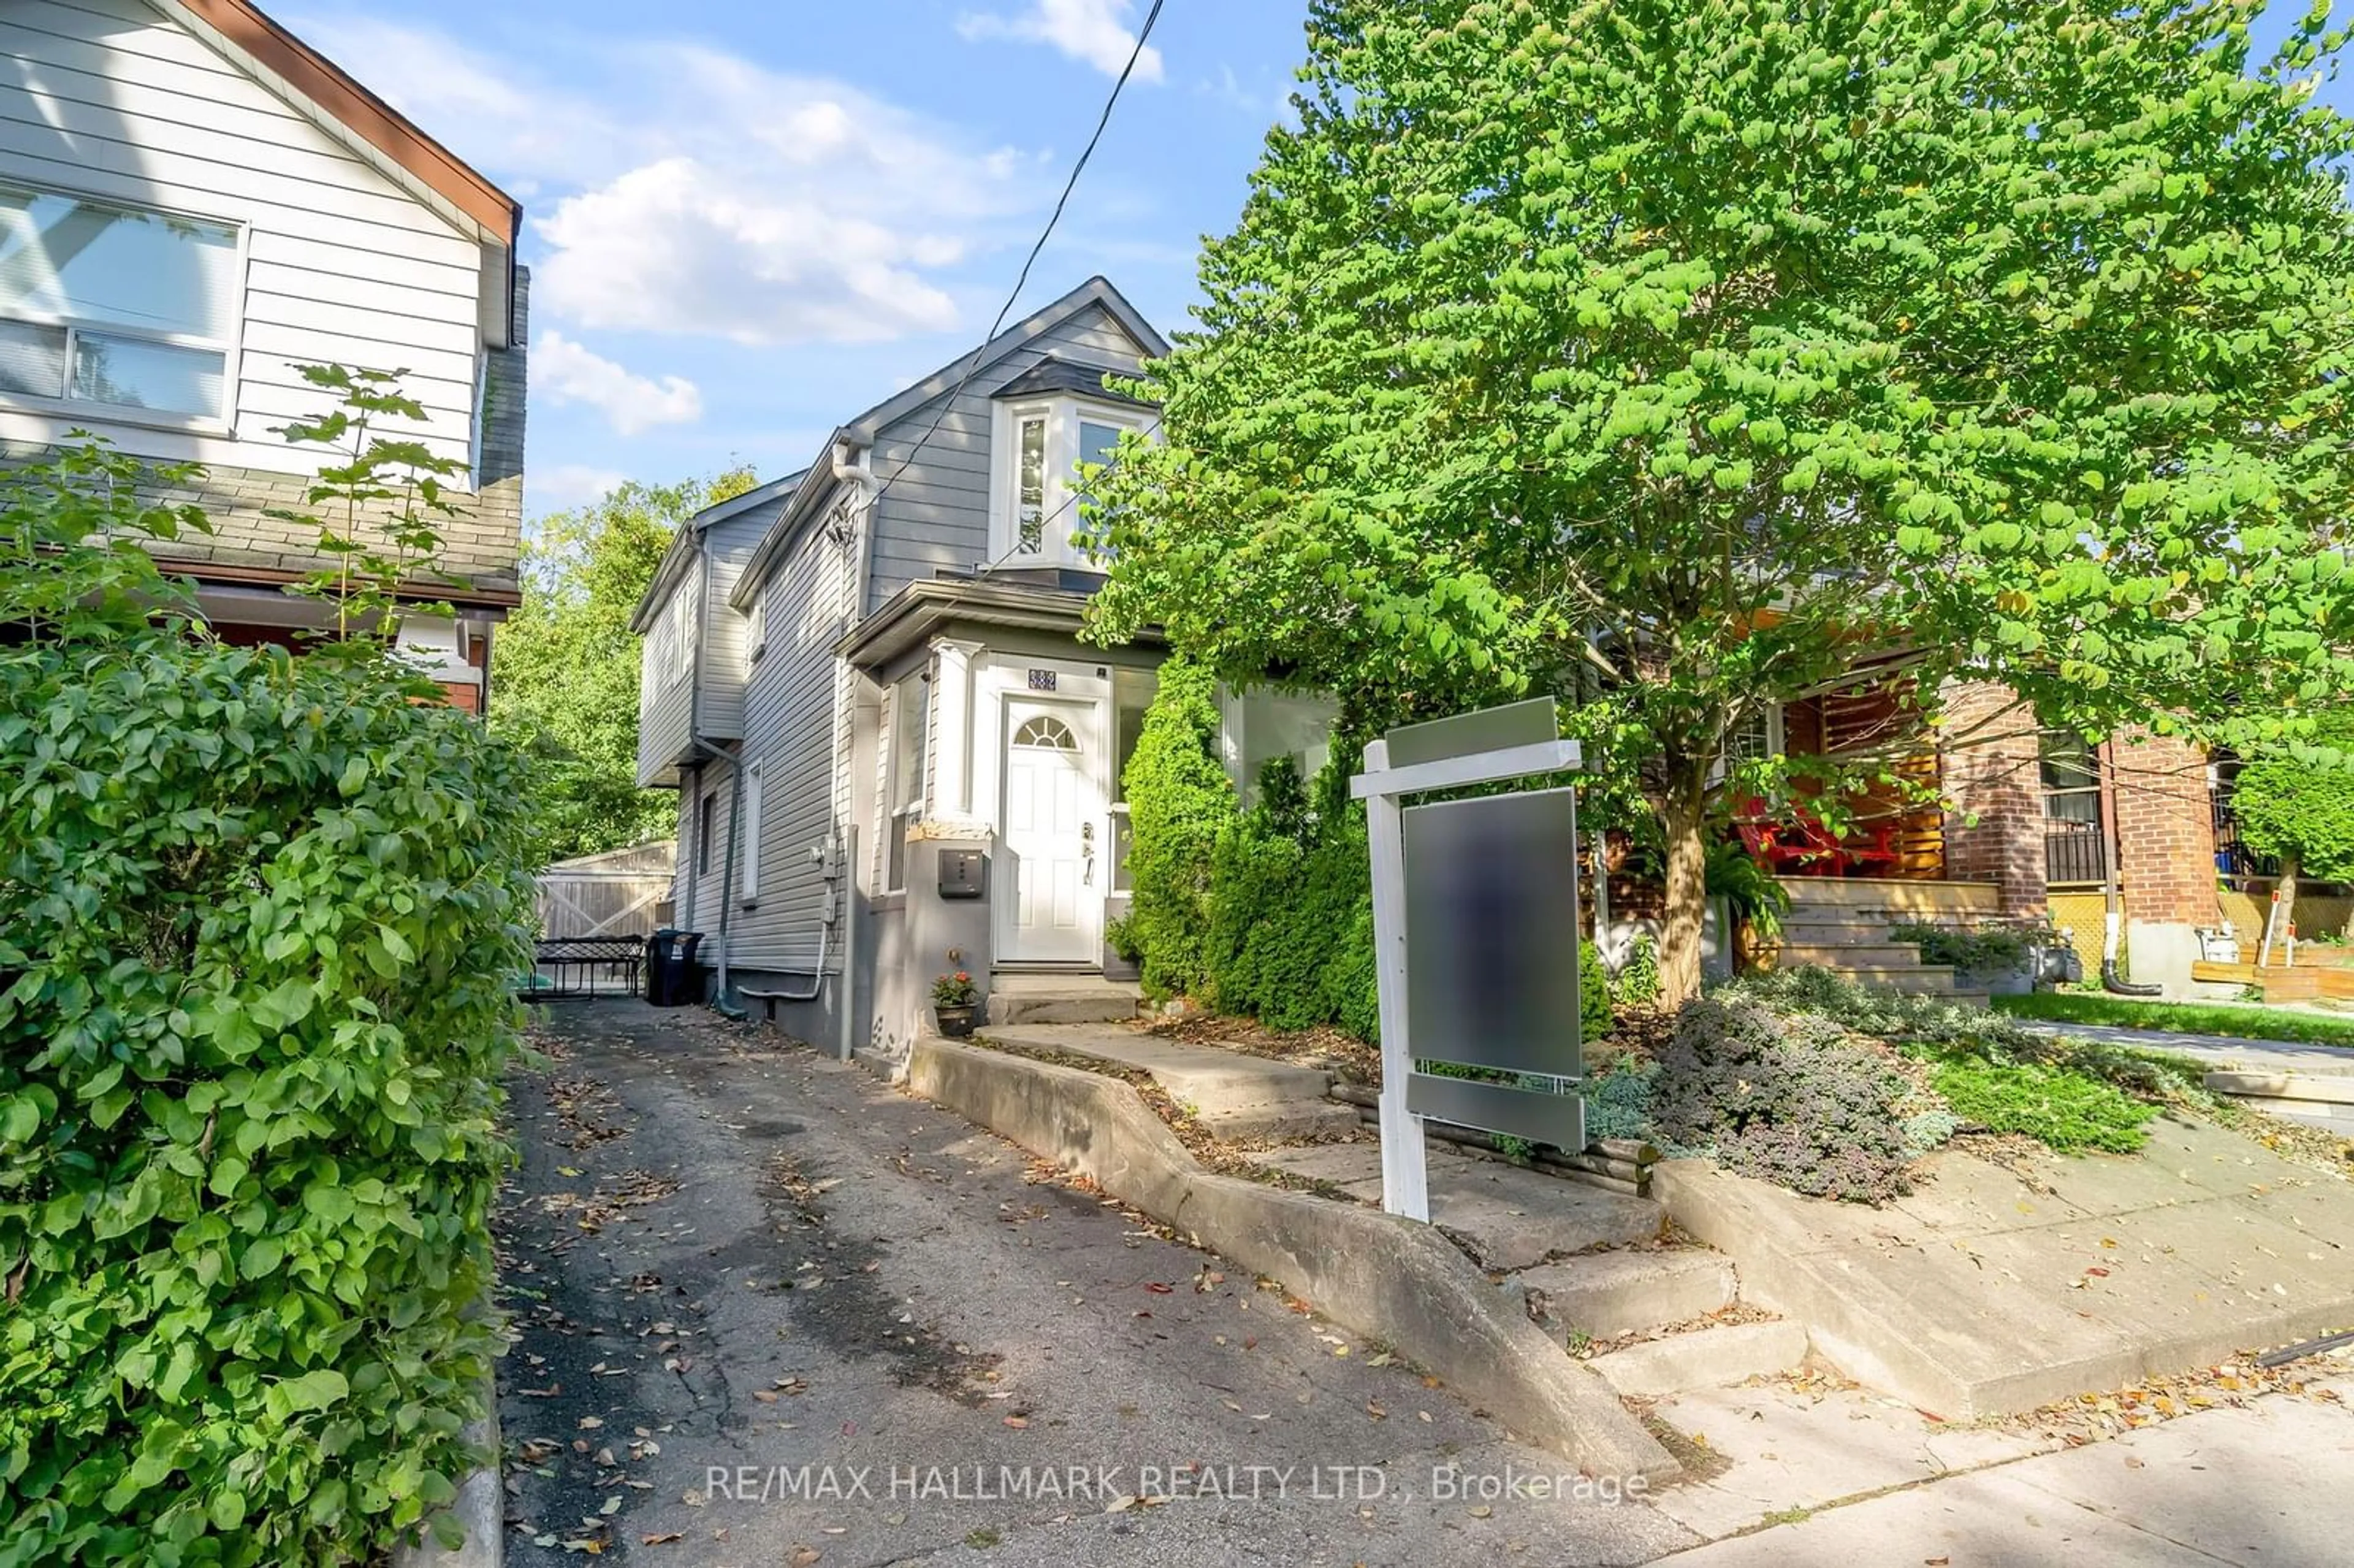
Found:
<box><xmin>1927</xmin><ymin>1055</ymin><xmax>2157</xmax><ymax>1152</ymax></box>
<box><xmin>1994</xmin><ymin>991</ymin><xmax>2354</xmax><ymax>1049</ymax></box>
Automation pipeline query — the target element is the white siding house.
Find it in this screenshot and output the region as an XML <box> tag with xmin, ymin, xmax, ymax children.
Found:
<box><xmin>0</xmin><ymin>0</ymin><xmax>527</xmax><ymax>704</ymax></box>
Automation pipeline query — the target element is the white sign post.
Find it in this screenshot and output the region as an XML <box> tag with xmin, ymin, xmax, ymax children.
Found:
<box><xmin>1350</xmin><ymin>699</ymin><xmax>1583</xmax><ymax>1221</ymax></box>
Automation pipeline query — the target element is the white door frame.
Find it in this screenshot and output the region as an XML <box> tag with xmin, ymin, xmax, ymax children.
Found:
<box><xmin>977</xmin><ymin>655</ymin><xmax>1111</xmax><ymax>966</ymax></box>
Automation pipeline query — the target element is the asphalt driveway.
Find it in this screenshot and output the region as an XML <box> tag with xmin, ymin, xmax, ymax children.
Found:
<box><xmin>492</xmin><ymin>999</ymin><xmax>1690</xmax><ymax>1567</ymax></box>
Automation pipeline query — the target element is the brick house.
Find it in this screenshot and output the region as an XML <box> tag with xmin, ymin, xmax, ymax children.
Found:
<box><xmin>0</xmin><ymin>0</ymin><xmax>528</xmax><ymax>709</ymax></box>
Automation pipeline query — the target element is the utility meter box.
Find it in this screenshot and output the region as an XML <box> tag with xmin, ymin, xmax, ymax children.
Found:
<box><xmin>939</xmin><ymin>849</ymin><xmax>987</xmax><ymax>900</ymax></box>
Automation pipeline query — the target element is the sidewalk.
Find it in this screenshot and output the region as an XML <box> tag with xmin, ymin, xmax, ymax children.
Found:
<box><xmin>1656</xmin><ymin>1368</ymin><xmax>2352</xmax><ymax>1564</ymax></box>
<box><xmin>2022</xmin><ymin>1018</ymin><xmax>2354</xmax><ymax>1077</ymax></box>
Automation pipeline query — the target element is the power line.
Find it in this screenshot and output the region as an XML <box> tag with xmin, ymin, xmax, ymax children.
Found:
<box><xmin>869</xmin><ymin>0</ymin><xmax>1169</xmax><ymax>509</ymax></box>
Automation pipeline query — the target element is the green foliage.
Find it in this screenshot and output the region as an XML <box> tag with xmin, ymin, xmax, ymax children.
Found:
<box><xmin>1087</xmin><ymin>0</ymin><xmax>2354</xmax><ymax>1002</ymax></box>
<box><xmin>1927</xmin><ymin>1057</ymin><xmax>2154</xmax><ymax>1154</ymax></box>
<box><xmin>1706</xmin><ymin>839</ymin><xmax>1791</xmax><ymax>946</ymax></box>
<box><xmin>1891</xmin><ymin>922</ymin><xmax>2033</xmax><ymax>976</ymax></box>
<box><xmin>490</xmin><ymin>469</ymin><xmax>758</xmax><ymax>862</ymax></box>
<box><xmin>1119</xmin><ymin>659</ymin><xmax>1235</xmax><ymax>1000</ymax></box>
<box><xmin>1653</xmin><ymin>994</ymin><xmax>1929</xmax><ymax>1203</ymax></box>
<box><xmin>0</xmin><ymin>443</ymin><xmax>533</xmax><ymax>1562</ymax></box>
<box><xmin>2229</xmin><ymin>710</ymin><xmax>2354</xmax><ymax>887</ymax></box>
<box><xmin>1578</xmin><ymin>938</ymin><xmax>1614</xmax><ymax>1042</ymax></box>
<box><xmin>1580</xmin><ymin>1051</ymin><xmax>1658</xmax><ymax>1144</ymax></box>
<box><xmin>1205</xmin><ymin>758</ymin><xmax>1376</xmax><ymax>1032</ymax></box>
<box><xmin>269</xmin><ymin>363</ymin><xmax>471</xmax><ymax>647</ymax></box>
<box><xmin>1994</xmin><ymin>991</ymin><xmax>2354</xmax><ymax>1049</ymax></box>
<box><xmin>1613</xmin><ymin>935</ymin><xmax>1660</xmax><ymax>1010</ymax></box>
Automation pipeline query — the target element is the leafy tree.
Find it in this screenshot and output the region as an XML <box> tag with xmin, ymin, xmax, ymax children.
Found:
<box><xmin>2230</xmin><ymin>712</ymin><xmax>2354</xmax><ymax>937</ymax></box>
<box><xmin>1086</xmin><ymin>0</ymin><xmax>2354</xmax><ymax>1004</ymax></box>
<box><xmin>490</xmin><ymin>468</ymin><xmax>756</xmax><ymax>862</ymax></box>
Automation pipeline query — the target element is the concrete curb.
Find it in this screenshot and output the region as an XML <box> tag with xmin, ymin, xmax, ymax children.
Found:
<box><xmin>906</xmin><ymin>1038</ymin><xmax>1680</xmax><ymax>1484</ymax></box>
<box><xmin>390</xmin><ymin>1375</ymin><xmax>502</xmax><ymax>1568</ymax></box>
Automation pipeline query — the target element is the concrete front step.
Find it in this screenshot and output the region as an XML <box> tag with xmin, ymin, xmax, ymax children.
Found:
<box><xmin>1519</xmin><ymin>1249</ymin><xmax>1740</xmax><ymax>1339</ymax></box>
<box><xmin>2204</xmin><ymin>1070</ymin><xmax>2354</xmax><ymax>1135</ymax></box>
<box><xmin>988</xmin><ymin>975</ymin><xmax>1144</xmax><ymax>1026</ymax></box>
<box><xmin>1773</xmin><ymin>942</ymin><xmax>1932</xmax><ymax>967</ymax></box>
<box><xmin>1586</xmin><ymin>1319</ymin><xmax>1811</xmax><ymax>1396</ymax></box>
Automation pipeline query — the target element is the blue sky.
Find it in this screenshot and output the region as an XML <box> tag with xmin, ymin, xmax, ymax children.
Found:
<box><xmin>278</xmin><ymin>0</ymin><xmax>1311</xmax><ymax>518</ymax></box>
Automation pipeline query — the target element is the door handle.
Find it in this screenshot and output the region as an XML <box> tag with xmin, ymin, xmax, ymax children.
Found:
<box><xmin>1081</xmin><ymin>821</ymin><xmax>1096</xmax><ymax>885</ymax></box>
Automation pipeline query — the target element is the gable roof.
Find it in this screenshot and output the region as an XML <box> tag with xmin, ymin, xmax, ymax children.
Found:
<box><xmin>729</xmin><ymin>276</ymin><xmax>1167</xmax><ymax>609</ymax></box>
<box><xmin>156</xmin><ymin>0</ymin><xmax>520</xmax><ymax>247</ymax></box>
<box><xmin>630</xmin><ymin>471</ymin><xmax>809</xmax><ymax>634</ymax></box>
<box><xmin>844</xmin><ymin>275</ymin><xmax>1167</xmax><ymax>443</ymax></box>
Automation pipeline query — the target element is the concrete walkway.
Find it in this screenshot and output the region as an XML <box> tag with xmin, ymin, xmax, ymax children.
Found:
<box><xmin>2022</xmin><ymin>1018</ymin><xmax>2354</xmax><ymax>1076</ymax></box>
<box><xmin>1260</xmin><ymin>1138</ymin><xmax>1665</xmax><ymax>1270</ymax></box>
<box><xmin>977</xmin><ymin>1021</ymin><xmax>1361</xmax><ymax>1140</ymax></box>
<box><xmin>1656</xmin><ymin>1369</ymin><xmax>2353</xmax><ymax>1564</ymax></box>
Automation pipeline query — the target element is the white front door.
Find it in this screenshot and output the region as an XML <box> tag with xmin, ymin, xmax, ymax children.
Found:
<box><xmin>1000</xmin><ymin>698</ymin><xmax>1102</xmax><ymax>964</ymax></box>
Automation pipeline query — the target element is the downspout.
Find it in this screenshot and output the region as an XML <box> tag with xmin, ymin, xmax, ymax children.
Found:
<box><xmin>832</xmin><ymin>440</ymin><xmax>876</xmax><ymax>1062</ymax></box>
<box><xmin>680</xmin><ymin>545</ymin><xmax>746</xmax><ymax>1011</ymax></box>
<box><xmin>2097</xmin><ymin>736</ymin><xmax>2163</xmax><ymax>996</ymax></box>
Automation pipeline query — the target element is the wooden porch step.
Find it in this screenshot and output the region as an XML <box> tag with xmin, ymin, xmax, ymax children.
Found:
<box><xmin>1774</xmin><ymin>942</ymin><xmax>1942</xmax><ymax>969</ymax></box>
<box><xmin>1778</xmin><ymin>877</ymin><xmax>2001</xmax><ymax>915</ymax></box>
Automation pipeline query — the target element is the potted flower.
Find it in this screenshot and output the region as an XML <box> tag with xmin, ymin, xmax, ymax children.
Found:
<box><xmin>931</xmin><ymin>971</ymin><xmax>980</xmax><ymax>1037</ymax></box>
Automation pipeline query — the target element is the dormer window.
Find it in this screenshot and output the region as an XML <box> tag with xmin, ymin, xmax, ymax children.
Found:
<box><xmin>988</xmin><ymin>360</ymin><xmax>1152</xmax><ymax>569</ymax></box>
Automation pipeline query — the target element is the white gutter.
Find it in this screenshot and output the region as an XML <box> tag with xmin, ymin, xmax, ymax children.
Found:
<box><xmin>830</xmin><ymin>440</ymin><xmax>876</xmax><ymax>1062</ymax></box>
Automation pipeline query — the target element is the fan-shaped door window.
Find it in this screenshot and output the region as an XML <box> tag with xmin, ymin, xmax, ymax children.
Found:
<box><xmin>1012</xmin><ymin>714</ymin><xmax>1079</xmax><ymax>752</ymax></box>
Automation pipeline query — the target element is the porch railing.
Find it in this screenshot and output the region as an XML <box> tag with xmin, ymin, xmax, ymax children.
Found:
<box><xmin>2044</xmin><ymin>822</ymin><xmax>2109</xmax><ymax>886</ymax></box>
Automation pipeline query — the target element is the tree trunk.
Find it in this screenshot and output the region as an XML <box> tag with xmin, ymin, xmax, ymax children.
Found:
<box><xmin>1658</xmin><ymin>759</ymin><xmax>1712</xmax><ymax>1008</ymax></box>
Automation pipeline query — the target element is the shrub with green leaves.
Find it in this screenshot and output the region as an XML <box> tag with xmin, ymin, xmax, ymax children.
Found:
<box><xmin>1119</xmin><ymin>659</ymin><xmax>1235</xmax><ymax>1001</ymax></box>
<box><xmin>0</xmin><ymin>441</ymin><xmax>533</xmax><ymax>1561</ymax></box>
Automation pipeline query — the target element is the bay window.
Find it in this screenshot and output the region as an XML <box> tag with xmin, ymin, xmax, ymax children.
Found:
<box><xmin>0</xmin><ymin>184</ymin><xmax>241</xmax><ymax>424</ymax></box>
<box><xmin>988</xmin><ymin>397</ymin><xmax>1149</xmax><ymax>567</ymax></box>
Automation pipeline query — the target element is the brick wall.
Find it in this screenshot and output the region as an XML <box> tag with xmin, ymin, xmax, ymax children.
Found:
<box><xmin>1937</xmin><ymin>680</ymin><xmax>2048</xmax><ymax>916</ymax></box>
<box><xmin>2110</xmin><ymin>729</ymin><xmax>2219</xmax><ymax>926</ymax></box>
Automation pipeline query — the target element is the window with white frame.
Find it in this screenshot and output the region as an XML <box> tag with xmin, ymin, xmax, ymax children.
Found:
<box><xmin>663</xmin><ymin>585</ymin><xmax>693</xmax><ymax>688</ymax></box>
<box><xmin>739</xmin><ymin>763</ymin><xmax>763</xmax><ymax>902</ymax></box>
<box><xmin>885</xmin><ymin>671</ymin><xmax>928</xmax><ymax>892</ymax></box>
<box><xmin>0</xmin><ymin>184</ymin><xmax>242</xmax><ymax>423</ymax></box>
<box><xmin>745</xmin><ymin>587</ymin><xmax>767</xmax><ymax>663</ymax></box>
<box><xmin>988</xmin><ymin>398</ymin><xmax>1149</xmax><ymax>567</ymax></box>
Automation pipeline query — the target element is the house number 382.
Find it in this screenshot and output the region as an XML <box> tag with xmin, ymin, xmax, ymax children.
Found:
<box><xmin>1027</xmin><ymin>669</ymin><xmax>1058</xmax><ymax>692</ymax></box>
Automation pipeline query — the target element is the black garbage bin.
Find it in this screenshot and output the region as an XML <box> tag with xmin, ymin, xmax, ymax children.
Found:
<box><xmin>674</xmin><ymin>932</ymin><xmax>706</xmax><ymax>1006</ymax></box>
<box><xmin>644</xmin><ymin>931</ymin><xmax>677</xmax><ymax>1005</ymax></box>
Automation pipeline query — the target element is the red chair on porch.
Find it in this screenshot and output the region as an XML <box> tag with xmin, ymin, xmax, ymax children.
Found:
<box><xmin>1735</xmin><ymin>798</ymin><xmax>1903</xmax><ymax>877</ymax></box>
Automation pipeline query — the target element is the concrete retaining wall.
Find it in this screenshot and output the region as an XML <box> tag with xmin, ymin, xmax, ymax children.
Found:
<box><xmin>905</xmin><ymin>1040</ymin><xmax>1678</xmax><ymax>1483</ymax></box>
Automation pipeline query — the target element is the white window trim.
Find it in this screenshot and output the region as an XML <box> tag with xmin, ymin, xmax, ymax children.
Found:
<box><xmin>663</xmin><ymin>581</ymin><xmax>694</xmax><ymax>690</ymax></box>
<box><xmin>739</xmin><ymin>763</ymin><xmax>763</xmax><ymax>903</ymax></box>
<box><xmin>0</xmin><ymin>178</ymin><xmax>249</xmax><ymax>436</ymax></box>
<box><xmin>1712</xmin><ymin>702</ymin><xmax>1786</xmax><ymax>787</ymax></box>
<box><xmin>883</xmin><ymin>676</ymin><xmax>929</xmax><ymax>894</ymax></box>
<box><xmin>745</xmin><ymin>586</ymin><xmax>768</xmax><ymax>664</ymax></box>
<box><xmin>986</xmin><ymin>394</ymin><xmax>1150</xmax><ymax>568</ymax></box>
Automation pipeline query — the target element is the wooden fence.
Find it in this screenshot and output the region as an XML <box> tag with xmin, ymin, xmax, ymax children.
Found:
<box><xmin>534</xmin><ymin>841</ymin><xmax>674</xmax><ymax>940</ymax></box>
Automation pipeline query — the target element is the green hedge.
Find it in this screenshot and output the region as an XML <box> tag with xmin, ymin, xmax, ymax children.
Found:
<box><xmin>1124</xmin><ymin>686</ymin><xmax>1611</xmax><ymax>1046</ymax></box>
<box><xmin>0</xmin><ymin>449</ymin><xmax>535</xmax><ymax>1563</ymax></box>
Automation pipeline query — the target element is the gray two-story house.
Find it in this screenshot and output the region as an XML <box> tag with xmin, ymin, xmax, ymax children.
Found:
<box><xmin>633</xmin><ymin>277</ymin><xmax>1244</xmax><ymax>1060</ymax></box>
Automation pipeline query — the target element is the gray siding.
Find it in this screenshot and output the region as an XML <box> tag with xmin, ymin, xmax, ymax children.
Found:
<box><xmin>728</xmin><ymin>517</ymin><xmax>855</xmax><ymax>974</ymax></box>
<box><xmin>634</xmin><ymin>558</ymin><xmax>699</xmax><ymax>787</ymax></box>
<box><xmin>863</xmin><ymin>303</ymin><xmax>1151</xmax><ymax>612</ymax></box>
<box><xmin>672</xmin><ymin>763</ymin><xmax>733</xmax><ymax>938</ymax></box>
<box><xmin>695</xmin><ymin>514</ymin><xmax>764</xmax><ymax>742</ymax></box>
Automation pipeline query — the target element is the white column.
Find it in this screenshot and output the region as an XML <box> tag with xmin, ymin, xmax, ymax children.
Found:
<box><xmin>931</xmin><ymin>638</ymin><xmax>984</xmax><ymax>819</ymax></box>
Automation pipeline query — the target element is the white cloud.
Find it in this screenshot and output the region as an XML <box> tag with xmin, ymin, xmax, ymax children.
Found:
<box><xmin>284</xmin><ymin>15</ymin><xmax>1035</xmax><ymax>346</ymax></box>
<box><xmin>529</xmin><ymin>463</ymin><xmax>629</xmax><ymax>514</ymax></box>
<box><xmin>535</xmin><ymin>330</ymin><xmax>703</xmax><ymax>435</ymax></box>
<box><xmin>536</xmin><ymin>162</ymin><xmax>959</xmax><ymax>344</ymax></box>
<box><xmin>958</xmin><ymin>0</ymin><xmax>1165</xmax><ymax>82</ymax></box>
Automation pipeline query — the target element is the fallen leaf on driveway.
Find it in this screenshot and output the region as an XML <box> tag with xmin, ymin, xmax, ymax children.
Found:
<box><xmin>1145</xmin><ymin>1282</ymin><xmax>1175</xmax><ymax>1295</ymax></box>
<box><xmin>1003</xmin><ymin>1415</ymin><xmax>1030</xmax><ymax>1429</ymax></box>
<box><xmin>641</xmin><ymin>1533</ymin><xmax>682</xmax><ymax>1545</ymax></box>
<box><xmin>790</xmin><ymin>1547</ymin><xmax>822</xmax><ymax>1566</ymax></box>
